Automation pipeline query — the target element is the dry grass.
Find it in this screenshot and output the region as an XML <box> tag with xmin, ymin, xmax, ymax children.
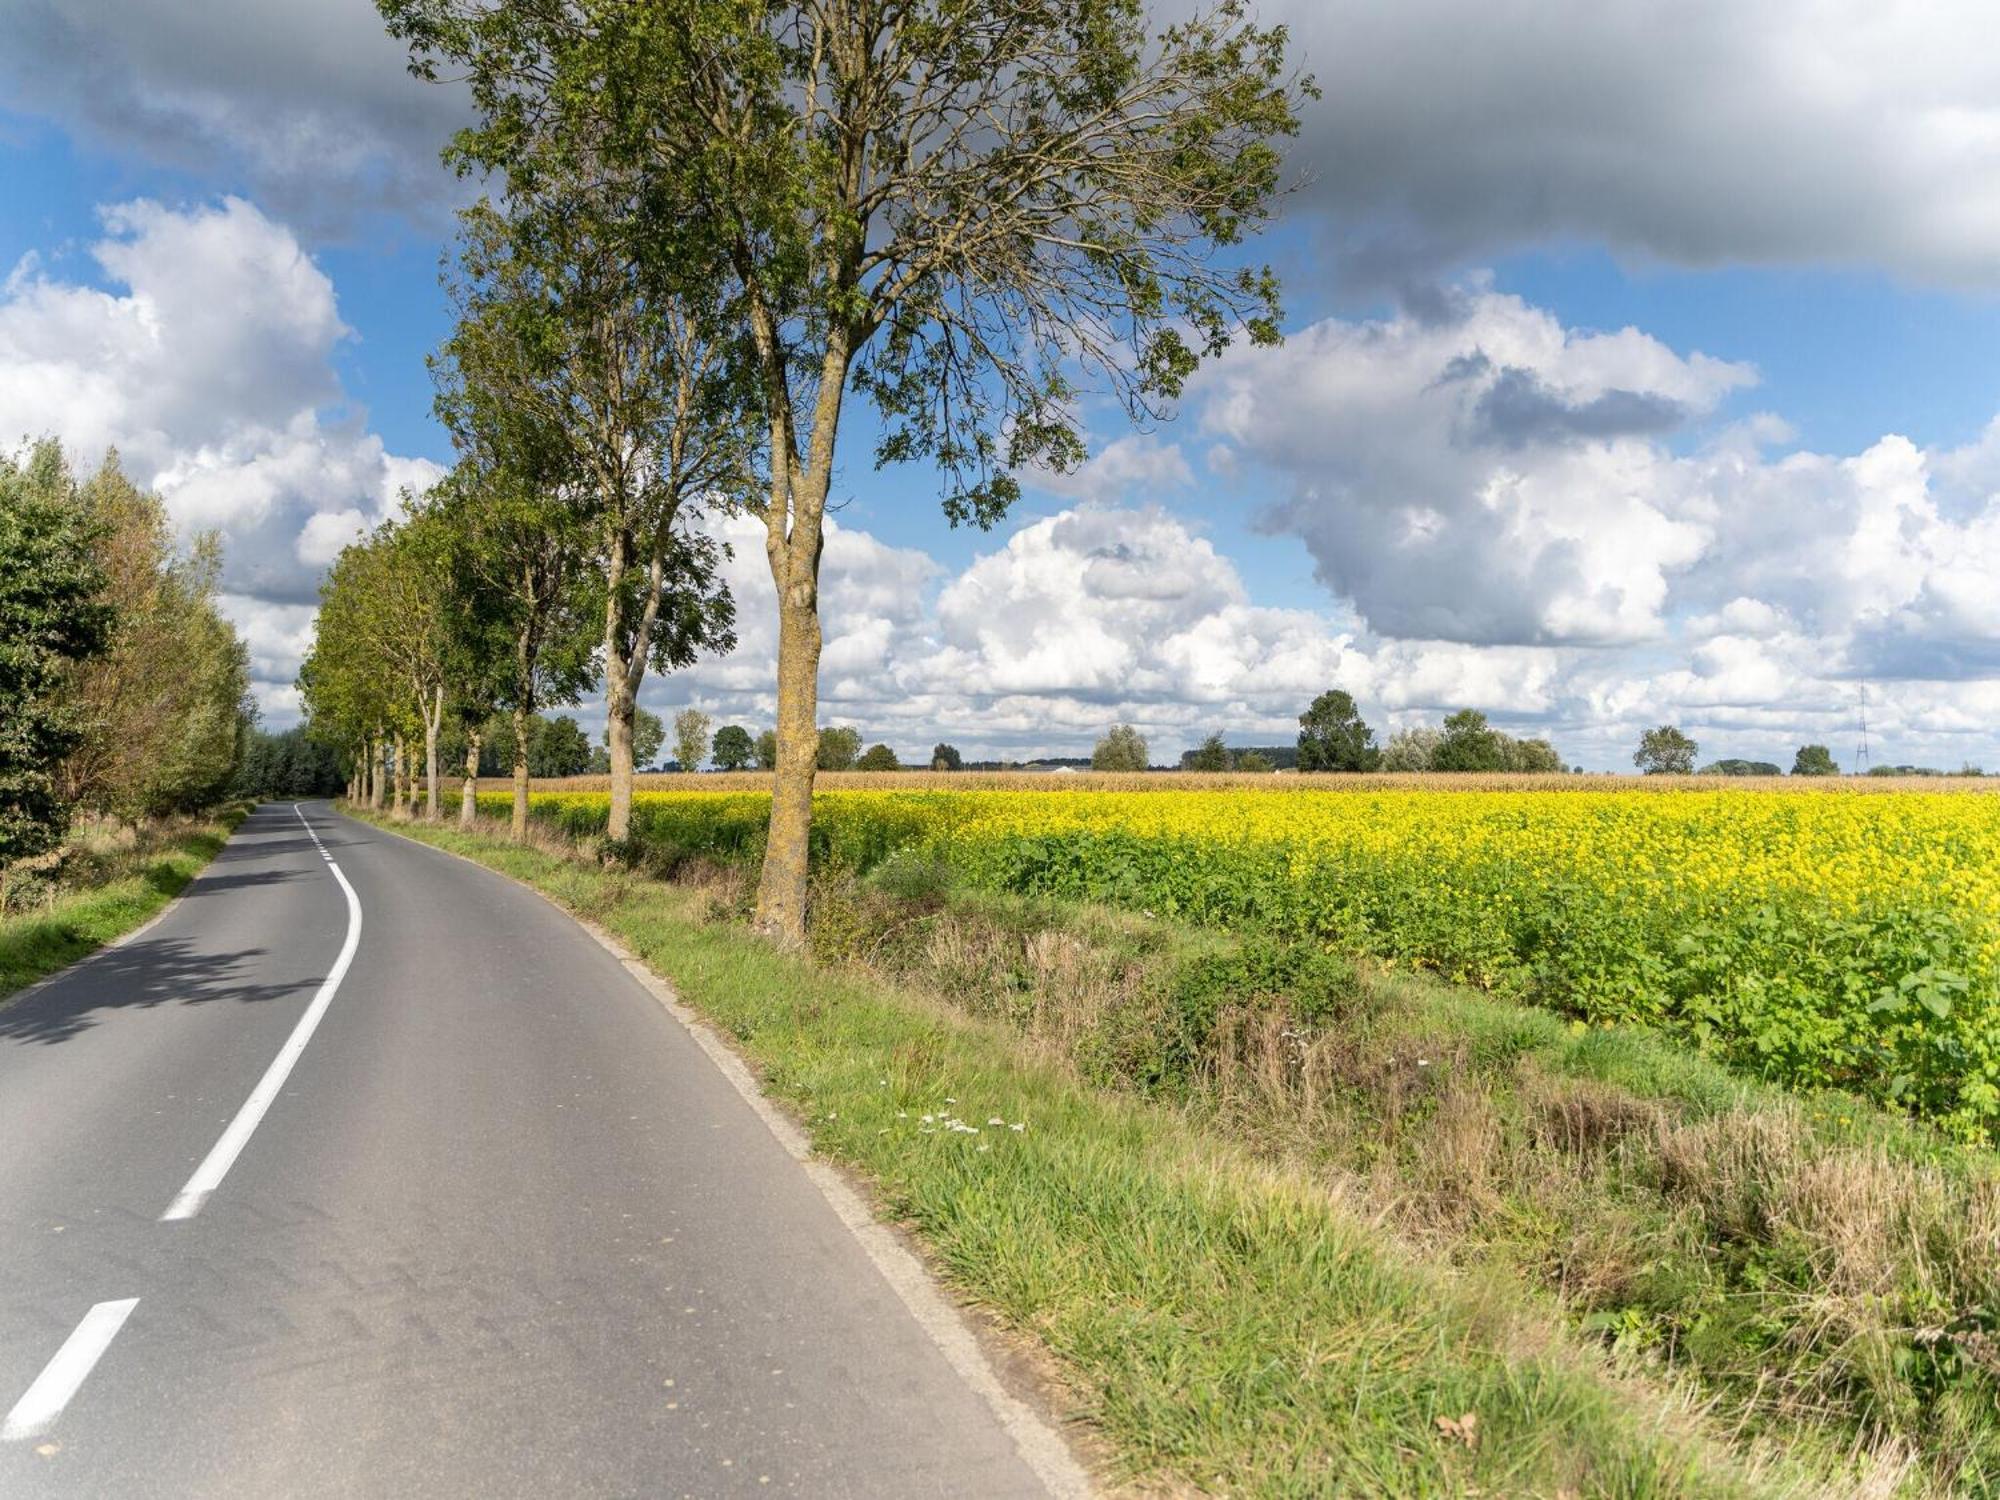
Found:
<box><xmin>786</xmin><ymin>875</ymin><xmax>2000</xmax><ymax>1490</ymax></box>
<box><xmin>483</xmin><ymin>769</ymin><xmax>2000</xmax><ymax>795</ymax></box>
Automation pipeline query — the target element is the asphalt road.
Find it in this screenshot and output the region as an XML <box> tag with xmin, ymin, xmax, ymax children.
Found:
<box><xmin>0</xmin><ymin>802</ymin><xmax>1066</xmax><ymax>1498</ymax></box>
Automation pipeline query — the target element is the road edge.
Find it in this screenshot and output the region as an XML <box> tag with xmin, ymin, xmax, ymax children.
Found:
<box><xmin>344</xmin><ymin>805</ymin><xmax>1096</xmax><ymax>1500</ymax></box>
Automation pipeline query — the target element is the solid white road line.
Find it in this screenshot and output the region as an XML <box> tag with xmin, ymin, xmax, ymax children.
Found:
<box><xmin>1</xmin><ymin>1299</ymin><xmax>139</xmax><ymax>1442</ymax></box>
<box><xmin>159</xmin><ymin>804</ymin><xmax>361</xmax><ymax>1222</ymax></box>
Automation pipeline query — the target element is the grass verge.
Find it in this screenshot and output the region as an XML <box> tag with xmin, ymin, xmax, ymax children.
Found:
<box><xmin>349</xmin><ymin>804</ymin><xmax>1939</xmax><ymax>1498</ymax></box>
<box><xmin>0</xmin><ymin>803</ymin><xmax>252</xmax><ymax>1000</ymax></box>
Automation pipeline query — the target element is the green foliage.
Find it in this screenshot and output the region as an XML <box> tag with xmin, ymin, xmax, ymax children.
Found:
<box><xmin>1296</xmin><ymin>689</ymin><xmax>1378</xmax><ymax>771</ymax></box>
<box><xmin>1700</xmin><ymin>760</ymin><xmax>1783</xmax><ymax>777</ymax></box>
<box><xmin>1379</xmin><ymin>726</ymin><xmax>1440</xmax><ymax>772</ymax></box>
<box><xmin>1792</xmin><ymin>744</ymin><xmax>1839</xmax><ymax>777</ymax></box>
<box><xmin>1501</xmin><ymin>735</ymin><xmax>1563</xmax><ymax>773</ymax></box>
<box><xmin>1235</xmin><ymin>750</ymin><xmax>1274</xmax><ymax>773</ymax></box>
<box><xmin>1635</xmin><ymin>724</ymin><xmax>1698</xmax><ymax>775</ymax></box>
<box><xmin>754</xmin><ymin>729</ymin><xmax>779</xmax><ymax>770</ymax></box>
<box><xmin>930</xmin><ymin>742</ymin><xmax>963</xmax><ymax>772</ymax></box>
<box><xmin>671</xmin><ymin>708</ymin><xmax>711</xmax><ymax>772</ymax></box>
<box><xmin>235</xmin><ymin>727</ymin><xmax>344</xmax><ymax>798</ymax></box>
<box><xmin>50</xmin><ymin>452</ymin><xmax>251</xmax><ymax>817</ymax></box>
<box><xmin>2</xmin><ymin>806</ymin><xmax>246</xmax><ymax>991</ymax></box>
<box><xmin>856</xmin><ymin>743</ymin><xmax>901</xmax><ymax>771</ymax></box>
<box><xmin>0</xmin><ymin>442</ymin><xmax>114</xmax><ymax>865</ymax></box>
<box><xmin>1432</xmin><ymin>709</ymin><xmax>1505</xmax><ymax>772</ymax></box>
<box><xmin>711</xmin><ymin>724</ymin><xmax>755</xmax><ymax>771</ymax></box>
<box><xmin>1381</xmin><ymin>718</ymin><xmax>1563</xmax><ymax>774</ymax></box>
<box><xmin>627</xmin><ymin>708</ymin><xmax>666</xmax><ymax>769</ymax></box>
<box><xmin>529</xmin><ymin>715</ymin><xmax>592</xmax><ymax>777</ymax></box>
<box><xmin>1184</xmin><ymin>732</ymin><xmax>1231</xmax><ymax>772</ymax></box>
<box><xmin>816</xmin><ymin>726</ymin><xmax>862</xmax><ymax>771</ymax></box>
<box><xmin>1091</xmin><ymin>724</ymin><xmax>1149</xmax><ymax>772</ymax></box>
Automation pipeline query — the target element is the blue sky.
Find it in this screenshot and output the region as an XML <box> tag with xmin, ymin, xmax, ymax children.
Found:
<box><xmin>5</xmin><ymin>0</ymin><xmax>2000</xmax><ymax>769</ymax></box>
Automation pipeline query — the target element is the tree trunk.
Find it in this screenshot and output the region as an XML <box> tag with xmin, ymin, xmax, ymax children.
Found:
<box><xmin>754</xmin><ymin>587</ymin><xmax>823</xmax><ymax>944</ymax></box>
<box><xmin>511</xmin><ymin>706</ymin><xmax>531</xmax><ymax>841</ymax></box>
<box><xmin>423</xmin><ymin>685</ymin><xmax>442</xmax><ymax>822</ymax></box>
<box><xmin>371</xmin><ymin>735</ymin><xmax>386</xmax><ymax>810</ymax></box>
<box><xmin>607</xmin><ymin>691</ymin><xmax>635</xmax><ymax>843</ymax></box>
<box><xmin>600</xmin><ymin>524</ymin><xmax>651</xmax><ymax>846</ymax></box>
<box><xmin>747</xmin><ymin>309</ymin><xmax>852</xmax><ymax>947</ymax></box>
<box><xmin>461</xmin><ymin>731</ymin><xmax>481</xmax><ymax>828</ymax></box>
<box><xmin>393</xmin><ymin>732</ymin><xmax>408</xmax><ymax>817</ymax></box>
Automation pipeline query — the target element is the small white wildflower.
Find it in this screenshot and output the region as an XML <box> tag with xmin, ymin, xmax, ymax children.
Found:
<box><xmin>1416</xmin><ymin>1059</ymin><xmax>1430</xmax><ymax>1068</ymax></box>
<box><xmin>827</xmin><ymin>1111</ymin><xmax>838</xmax><ymax>1119</ymax></box>
<box><xmin>920</xmin><ymin>1114</ymin><xmax>934</xmax><ymax>1124</ymax></box>
<box><xmin>987</xmin><ymin>1117</ymin><xmax>1004</xmax><ymax>1126</ymax></box>
<box><xmin>1010</xmin><ymin>1122</ymin><xmax>1026</xmax><ymax>1132</ymax></box>
<box><xmin>977</xmin><ymin>1143</ymin><xmax>991</xmax><ymax>1153</ymax></box>
<box><xmin>944</xmin><ymin>1097</ymin><xmax>957</xmax><ymax>1104</ymax></box>
<box><xmin>897</xmin><ymin>1111</ymin><xmax>908</xmax><ymax>1119</ymax></box>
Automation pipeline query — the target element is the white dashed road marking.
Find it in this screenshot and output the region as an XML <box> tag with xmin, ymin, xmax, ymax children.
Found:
<box><xmin>2</xmin><ymin>1299</ymin><xmax>140</xmax><ymax>1442</ymax></box>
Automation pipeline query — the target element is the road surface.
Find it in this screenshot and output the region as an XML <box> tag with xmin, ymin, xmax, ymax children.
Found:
<box><xmin>0</xmin><ymin>802</ymin><xmax>1066</xmax><ymax>1497</ymax></box>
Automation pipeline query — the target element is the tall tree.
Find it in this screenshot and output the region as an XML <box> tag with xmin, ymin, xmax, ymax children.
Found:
<box><xmin>672</xmin><ymin>708</ymin><xmax>712</xmax><ymax>772</ymax></box>
<box><xmin>1092</xmin><ymin>724</ymin><xmax>1149</xmax><ymax>772</ymax></box>
<box><xmin>530</xmin><ymin>714</ymin><xmax>593</xmax><ymax>777</ymax></box>
<box><xmin>384</xmin><ymin>0</ymin><xmax>1312</xmax><ymax>947</ymax></box>
<box><xmin>711</xmin><ymin>724</ymin><xmax>755</xmax><ymax>771</ymax></box>
<box><xmin>438</xmin><ymin>196</ymin><xmax>746</xmax><ymax>843</ymax></box>
<box><xmin>430</xmin><ymin>322</ymin><xmax>606</xmax><ymax>836</ymax></box>
<box><xmin>1296</xmin><ymin>690</ymin><xmax>1379</xmax><ymax>772</ymax></box>
<box><xmin>369</xmin><ymin>510</ymin><xmax>461</xmax><ymax>819</ymax></box>
<box><xmin>1634</xmin><ymin>724</ymin><xmax>1698</xmax><ymax>776</ymax></box>
<box><xmin>56</xmin><ymin>453</ymin><xmax>250</xmax><ymax>816</ymax></box>
<box><xmin>815</xmin><ymin>726</ymin><xmax>862</xmax><ymax>772</ymax></box>
<box><xmin>1433</xmin><ymin>710</ymin><xmax>1506</xmax><ymax>773</ymax></box>
<box><xmin>1185</xmin><ymin>732</ymin><xmax>1232</xmax><ymax>772</ymax></box>
<box><xmin>0</xmin><ymin>442</ymin><xmax>112</xmax><ymax>872</ymax></box>
<box><xmin>303</xmin><ymin>537</ymin><xmax>408</xmax><ymax>814</ymax></box>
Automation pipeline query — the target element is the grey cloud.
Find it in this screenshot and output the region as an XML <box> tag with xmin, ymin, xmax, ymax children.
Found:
<box><xmin>1250</xmin><ymin>0</ymin><xmax>2000</xmax><ymax>289</ymax></box>
<box><xmin>0</xmin><ymin>0</ymin><xmax>470</xmax><ymax>235</ymax></box>
<box><xmin>1470</xmin><ymin>367</ymin><xmax>1688</xmax><ymax>449</ymax></box>
<box><xmin>1845</xmin><ymin>623</ymin><xmax>2000</xmax><ymax>683</ymax></box>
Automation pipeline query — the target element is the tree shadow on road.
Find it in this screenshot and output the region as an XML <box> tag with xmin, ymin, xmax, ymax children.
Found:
<box><xmin>0</xmin><ymin>936</ymin><xmax>313</xmax><ymax>1046</ymax></box>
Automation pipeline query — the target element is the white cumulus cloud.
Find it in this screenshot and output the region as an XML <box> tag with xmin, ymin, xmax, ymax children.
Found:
<box><xmin>0</xmin><ymin>197</ymin><xmax>442</xmax><ymax>716</ymax></box>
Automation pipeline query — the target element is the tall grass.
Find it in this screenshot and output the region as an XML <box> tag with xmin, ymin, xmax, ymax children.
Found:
<box><xmin>0</xmin><ymin>805</ymin><xmax>249</xmax><ymax>998</ymax></box>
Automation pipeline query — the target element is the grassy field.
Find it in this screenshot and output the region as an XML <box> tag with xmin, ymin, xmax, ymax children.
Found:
<box><xmin>361</xmin><ymin>799</ymin><xmax>2000</xmax><ymax>1496</ymax></box>
<box><xmin>0</xmin><ymin>804</ymin><xmax>250</xmax><ymax>1000</ymax></box>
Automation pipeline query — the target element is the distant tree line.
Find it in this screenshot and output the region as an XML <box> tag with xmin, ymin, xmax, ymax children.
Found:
<box><xmin>234</xmin><ymin>727</ymin><xmax>346</xmax><ymax>798</ymax></box>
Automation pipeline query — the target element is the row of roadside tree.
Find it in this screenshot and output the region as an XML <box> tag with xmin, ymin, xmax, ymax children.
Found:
<box><xmin>299</xmin><ymin>0</ymin><xmax>1311</xmax><ymax>944</ymax></box>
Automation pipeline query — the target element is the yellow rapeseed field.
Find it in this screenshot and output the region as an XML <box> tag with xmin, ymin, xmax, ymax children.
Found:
<box><xmin>472</xmin><ymin>781</ymin><xmax>2000</xmax><ymax>1134</ymax></box>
